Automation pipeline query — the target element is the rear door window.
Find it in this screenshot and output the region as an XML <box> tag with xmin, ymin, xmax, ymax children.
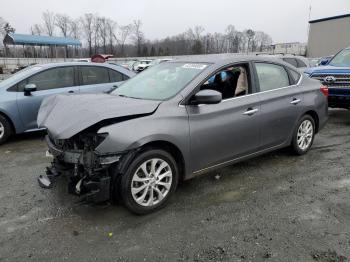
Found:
<box><xmin>282</xmin><ymin>58</ymin><xmax>298</xmax><ymax>68</ymax></box>
<box><xmin>295</xmin><ymin>59</ymin><xmax>307</xmax><ymax>68</ymax></box>
<box><xmin>24</xmin><ymin>67</ymin><xmax>74</xmax><ymax>91</ymax></box>
<box><xmin>109</xmin><ymin>69</ymin><xmax>126</xmax><ymax>82</ymax></box>
<box><xmin>255</xmin><ymin>63</ymin><xmax>290</xmax><ymax>92</ymax></box>
<box><xmin>81</xmin><ymin>66</ymin><xmax>110</xmax><ymax>85</ymax></box>
<box><xmin>288</xmin><ymin>69</ymin><xmax>301</xmax><ymax>84</ymax></box>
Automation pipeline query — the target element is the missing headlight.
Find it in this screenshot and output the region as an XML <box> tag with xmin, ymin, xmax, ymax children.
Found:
<box><xmin>99</xmin><ymin>154</ymin><xmax>121</xmax><ymax>165</ymax></box>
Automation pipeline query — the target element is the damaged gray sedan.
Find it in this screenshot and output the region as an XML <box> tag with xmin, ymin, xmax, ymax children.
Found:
<box><xmin>38</xmin><ymin>55</ymin><xmax>328</xmax><ymax>214</ymax></box>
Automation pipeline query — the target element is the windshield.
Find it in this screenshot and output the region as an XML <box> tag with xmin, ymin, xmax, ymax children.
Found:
<box><xmin>329</xmin><ymin>48</ymin><xmax>350</xmax><ymax>67</ymax></box>
<box><xmin>112</xmin><ymin>62</ymin><xmax>208</xmax><ymax>100</ymax></box>
<box><xmin>0</xmin><ymin>66</ymin><xmax>42</xmax><ymax>88</ymax></box>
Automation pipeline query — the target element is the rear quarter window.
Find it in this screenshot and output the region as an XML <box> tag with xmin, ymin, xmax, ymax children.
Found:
<box><xmin>296</xmin><ymin>59</ymin><xmax>307</xmax><ymax>68</ymax></box>
<box><xmin>109</xmin><ymin>69</ymin><xmax>127</xmax><ymax>82</ymax></box>
<box><xmin>81</xmin><ymin>66</ymin><xmax>110</xmax><ymax>85</ymax></box>
<box><xmin>282</xmin><ymin>58</ymin><xmax>298</xmax><ymax>68</ymax></box>
<box><xmin>288</xmin><ymin>69</ymin><xmax>301</xmax><ymax>85</ymax></box>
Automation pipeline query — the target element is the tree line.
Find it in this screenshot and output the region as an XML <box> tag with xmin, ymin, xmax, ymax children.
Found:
<box><xmin>0</xmin><ymin>11</ymin><xmax>273</xmax><ymax>58</ymax></box>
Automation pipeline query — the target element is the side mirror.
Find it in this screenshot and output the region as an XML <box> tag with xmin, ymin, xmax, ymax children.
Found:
<box><xmin>192</xmin><ymin>89</ymin><xmax>222</xmax><ymax>105</ymax></box>
<box><xmin>24</xmin><ymin>84</ymin><xmax>37</xmax><ymax>96</ymax></box>
<box><xmin>319</xmin><ymin>59</ymin><xmax>329</xmax><ymax>66</ymax></box>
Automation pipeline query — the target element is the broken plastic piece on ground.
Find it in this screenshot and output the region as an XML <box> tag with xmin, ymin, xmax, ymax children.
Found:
<box><xmin>38</xmin><ymin>174</ymin><xmax>52</xmax><ymax>189</ymax></box>
<box><xmin>46</xmin><ymin>166</ymin><xmax>60</xmax><ymax>177</ymax></box>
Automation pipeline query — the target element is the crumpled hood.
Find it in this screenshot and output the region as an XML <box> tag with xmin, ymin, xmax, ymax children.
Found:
<box><xmin>37</xmin><ymin>93</ymin><xmax>161</xmax><ymax>139</ymax></box>
<box><xmin>305</xmin><ymin>65</ymin><xmax>350</xmax><ymax>76</ymax></box>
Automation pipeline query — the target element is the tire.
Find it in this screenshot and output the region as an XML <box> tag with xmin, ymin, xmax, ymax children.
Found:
<box><xmin>119</xmin><ymin>149</ymin><xmax>179</xmax><ymax>215</ymax></box>
<box><xmin>0</xmin><ymin>115</ymin><xmax>12</xmax><ymax>145</ymax></box>
<box><xmin>291</xmin><ymin>115</ymin><xmax>315</xmax><ymax>155</ymax></box>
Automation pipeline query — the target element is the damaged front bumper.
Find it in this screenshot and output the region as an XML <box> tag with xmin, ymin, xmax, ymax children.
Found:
<box><xmin>38</xmin><ymin>135</ymin><xmax>123</xmax><ymax>203</ymax></box>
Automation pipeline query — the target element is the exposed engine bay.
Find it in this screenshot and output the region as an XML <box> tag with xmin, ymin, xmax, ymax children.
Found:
<box><xmin>38</xmin><ymin>132</ymin><xmax>127</xmax><ymax>203</ymax></box>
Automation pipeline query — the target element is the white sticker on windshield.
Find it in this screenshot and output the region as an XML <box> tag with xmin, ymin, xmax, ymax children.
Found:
<box><xmin>182</xmin><ymin>64</ymin><xmax>207</xmax><ymax>70</ymax></box>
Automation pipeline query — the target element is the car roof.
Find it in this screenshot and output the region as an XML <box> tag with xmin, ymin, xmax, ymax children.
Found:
<box><xmin>170</xmin><ymin>54</ymin><xmax>292</xmax><ymax>67</ymax></box>
<box><xmin>32</xmin><ymin>61</ymin><xmax>135</xmax><ymax>77</ymax></box>
<box><xmin>37</xmin><ymin>61</ymin><xmax>116</xmax><ymax>68</ymax></box>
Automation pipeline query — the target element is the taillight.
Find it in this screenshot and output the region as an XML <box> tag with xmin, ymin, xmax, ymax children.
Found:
<box><xmin>320</xmin><ymin>85</ymin><xmax>329</xmax><ymax>97</ymax></box>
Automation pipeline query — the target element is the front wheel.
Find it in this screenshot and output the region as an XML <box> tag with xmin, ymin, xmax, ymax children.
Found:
<box><xmin>291</xmin><ymin>115</ymin><xmax>315</xmax><ymax>155</ymax></box>
<box><xmin>0</xmin><ymin>115</ymin><xmax>13</xmax><ymax>145</ymax></box>
<box><xmin>119</xmin><ymin>149</ymin><xmax>179</xmax><ymax>215</ymax></box>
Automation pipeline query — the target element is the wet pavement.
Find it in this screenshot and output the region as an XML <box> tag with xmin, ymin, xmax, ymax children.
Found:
<box><xmin>0</xmin><ymin>109</ymin><xmax>349</xmax><ymax>262</ymax></box>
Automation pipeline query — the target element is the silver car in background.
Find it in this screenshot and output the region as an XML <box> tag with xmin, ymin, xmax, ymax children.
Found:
<box><xmin>0</xmin><ymin>62</ymin><xmax>135</xmax><ymax>144</ymax></box>
<box><xmin>38</xmin><ymin>55</ymin><xmax>328</xmax><ymax>214</ymax></box>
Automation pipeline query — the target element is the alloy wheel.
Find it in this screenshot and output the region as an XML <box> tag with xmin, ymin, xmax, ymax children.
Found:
<box><xmin>297</xmin><ymin>119</ymin><xmax>314</xmax><ymax>151</ymax></box>
<box><xmin>0</xmin><ymin>122</ymin><xmax>4</xmax><ymax>139</ymax></box>
<box><xmin>131</xmin><ymin>158</ymin><xmax>173</xmax><ymax>207</ymax></box>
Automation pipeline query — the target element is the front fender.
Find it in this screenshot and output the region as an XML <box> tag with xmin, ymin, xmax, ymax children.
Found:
<box><xmin>95</xmin><ymin>114</ymin><xmax>190</xmax><ymax>163</ymax></box>
<box><xmin>0</xmin><ymin>100</ymin><xmax>24</xmax><ymax>134</ymax></box>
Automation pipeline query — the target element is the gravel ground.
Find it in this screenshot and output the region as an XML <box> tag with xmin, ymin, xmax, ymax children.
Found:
<box><xmin>0</xmin><ymin>109</ymin><xmax>349</xmax><ymax>262</ymax></box>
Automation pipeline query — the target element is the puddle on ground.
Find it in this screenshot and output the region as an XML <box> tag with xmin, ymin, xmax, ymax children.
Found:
<box><xmin>219</xmin><ymin>191</ymin><xmax>243</xmax><ymax>202</ymax></box>
<box><xmin>334</xmin><ymin>178</ymin><xmax>350</xmax><ymax>188</ymax></box>
<box><xmin>298</xmin><ymin>206</ymin><xmax>323</xmax><ymax>221</ymax></box>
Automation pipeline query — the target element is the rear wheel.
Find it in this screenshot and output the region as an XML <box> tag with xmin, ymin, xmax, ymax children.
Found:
<box><xmin>119</xmin><ymin>149</ymin><xmax>179</xmax><ymax>214</ymax></box>
<box><xmin>291</xmin><ymin>115</ymin><xmax>315</xmax><ymax>155</ymax></box>
<box><xmin>0</xmin><ymin>115</ymin><xmax>12</xmax><ymax>145</ymax></box>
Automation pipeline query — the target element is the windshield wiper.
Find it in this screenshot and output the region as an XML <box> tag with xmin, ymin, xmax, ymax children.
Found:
<box><xmin>116</xmin><ymin>94</ymin><xmax>142</xmax><ymax>99</ymax></box>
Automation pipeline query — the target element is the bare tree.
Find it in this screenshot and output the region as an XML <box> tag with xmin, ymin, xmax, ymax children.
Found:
<box><xmin>186</xmin><ymin>26</ymin><xmax>204</xmax><ymax>54</ymax></box>
<box><xmin>98</xmin><ymin>17</ymin><xmax>108</xmax><ymax>53</ymax></box>
<box><xmin>254</xmin><ymin>31</ymin><xmax>272</xmax><ymax>52</ymax></box>
<box><xmin>132</xmin><ymin>20</ymin><xmax>144</xmax><ymax>56</ymax></box>
<box><xmin>55</xmin><ymin>14</ymin><xmax>71</xmax><ymax>37</ymax></box>
<box><xmin>106</xmin><ymin>19</ymin><xmax>116</xmax><ymax>54</ymax></box>
<box><xmin>116</xmin><ymin>24</ymin><xmax>132</xmax><ymax>56</ymax></box>
<box><xmin>55</xmin><ymin>13</ymin><xmax>71</xmax><ymax>57</ymax></box>
<box><xmin>244</xmin><ymin>29</ymin><xmax>255</xmax><ymax>53</ymax></box>
<box><xmin>42</xmin><ymin>10</ymin><xmax>56</xmax><ymax>36</ymax></box>
<box><xmin>69</xmin><ymin>19</ymin><xmax>80</xmax><ymax>39</ymax></box>
<box><xmin>31</xmin><ymin>24</ymin><xmax>43</xmax><ymax>35</ymax></box>
<box><xmin>81</xmin><ymin>13</ymin><xmax>94</xmax><ymax>56</ymax></box>
<box><xmin>0</xmin><ymin>17</ymin><xmax>7</xmax><ymax>38</ymax></box>
<box><xmin>92</xmin><ymin>15</ymin><xmax>101</xmax><ymax>54</ymax></box>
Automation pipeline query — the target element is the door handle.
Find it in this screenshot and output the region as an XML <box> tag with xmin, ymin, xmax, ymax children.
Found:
<box><xmin>243</xmin><ymin>108</ymin><xmax>258</xmax><ymax>116</ymax></box>
<box><xmin>68</xmin><ymin>90</ymin><xmax>75</xmax><ymax>93</ymax></box>
<box><xmin>290</xmin><ymin>98</ymin><xmax>301</xmax><ymax>105</ymax></box>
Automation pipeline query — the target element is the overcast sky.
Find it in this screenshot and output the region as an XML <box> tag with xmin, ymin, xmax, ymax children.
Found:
<box><xmin>1</xmin><ymin>0</ymin><xmax>349</xmax><ymax>43</ymax></box>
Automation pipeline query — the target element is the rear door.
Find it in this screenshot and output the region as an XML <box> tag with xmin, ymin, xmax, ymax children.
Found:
<box><xmin>16</xmin><ymin>66</ymin><xmax>79</xmax><ymax>130</ymax></box>
<box><xmin>78</xmin><ymin>66</ymin><xmax>126</xmax><ymax>93</ymax></box>
<box><xmin>254</xmin><ymin>62</ymin><xmax>303</xmax><ymax>149</ymax></box>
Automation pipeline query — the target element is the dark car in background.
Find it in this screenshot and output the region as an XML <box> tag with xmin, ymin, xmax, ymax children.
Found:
<box><xmin>305</xmin><ymin>47</ymin><xmax>350</xmax><ymax>109</ymax></box>
<box><xmin>0</xmin><ymin>62</ymin><xmax>135</xmax><ymax>144</ymax></box>
<box><xmin>258</xmin><ymin>54</ymin><xmax>310</xmax><ymax>72</ymax></box>
<box><xmin>38</xmin><ymin>55</ymin><xmax>328</xmax><ymax>214</ymax></box>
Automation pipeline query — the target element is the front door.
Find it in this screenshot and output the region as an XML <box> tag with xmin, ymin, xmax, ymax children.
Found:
<box><xmin>187</xmin><ymin>95</ymin><xmax>261</xmax><ymax>172</ymax></box>
<box><xmin>16</xmin><ymin>66</ymin><xmax>79</xmax><ymax>130</ymax></box>
<box><xmin>186</xmin><ymin>63</ymin><xmax>261</xmax><ymax>172</ymax></box>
